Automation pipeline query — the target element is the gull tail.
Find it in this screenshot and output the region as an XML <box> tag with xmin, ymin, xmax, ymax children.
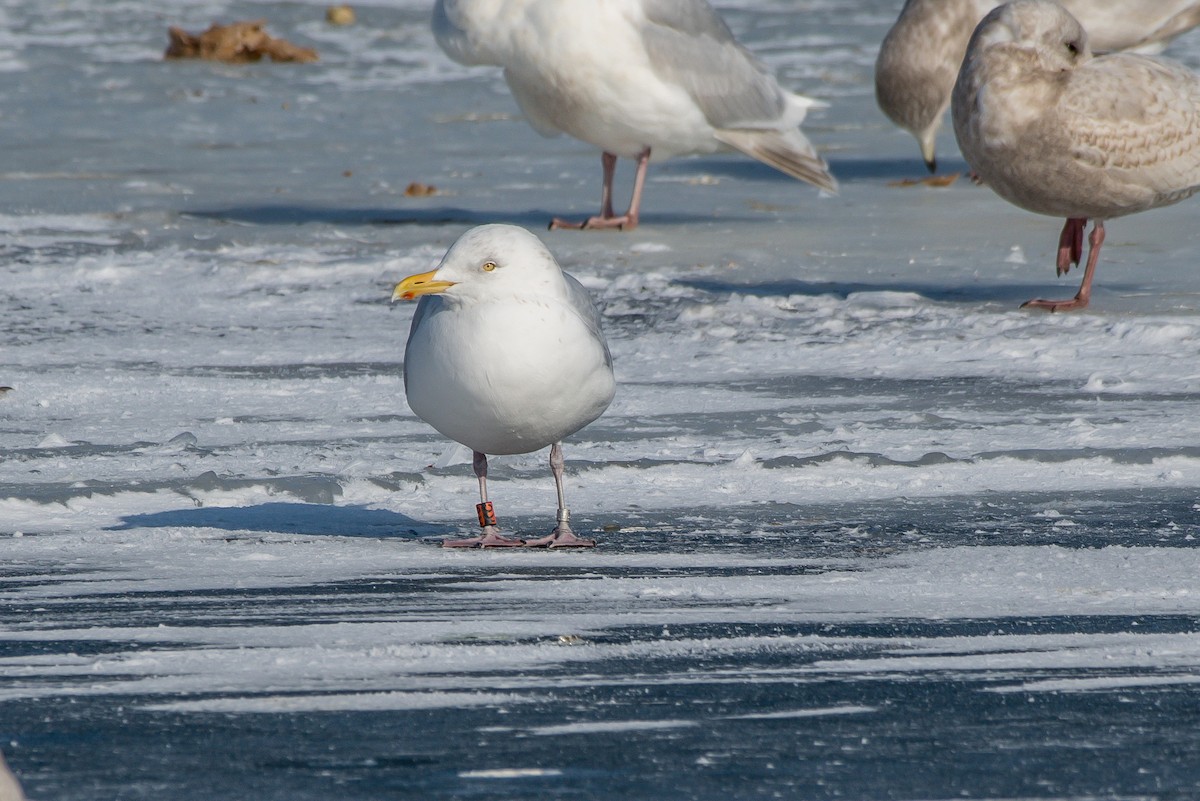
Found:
<box><xmin>1114</xmin><ymin>8</ymin><xmax>1200</xmax><ymax>54</ymax></box>
<box><xmin>714</xmin><ymin>128</ymin><xmax>838</xmax><ymax>194</ymax></box>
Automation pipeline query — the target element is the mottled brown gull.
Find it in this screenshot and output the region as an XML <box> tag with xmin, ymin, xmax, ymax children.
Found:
<box><xmin>433</xmin><ymin>0</ymin><xmax>836</xmax><ymax>231</ymax></box>
<box><xmin>877</xmin><ymin>0</ymin><xmax>1200</xmax><ymax>172</ymax></box>
<box><xmin>392</xmin><ymin>225</ymin><xmax>615</xmax><ymax>547</ymax></box>
<box><xmin>952</xmin><ymin>0</ymin><xmax>1200</xmax><ymax>311</ymax></box>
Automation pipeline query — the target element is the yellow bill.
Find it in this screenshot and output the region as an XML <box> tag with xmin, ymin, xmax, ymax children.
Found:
<box><xmin>391</xmin><ymin>270</ymin><xmax>456</xmax><ymax>302</ymax></box>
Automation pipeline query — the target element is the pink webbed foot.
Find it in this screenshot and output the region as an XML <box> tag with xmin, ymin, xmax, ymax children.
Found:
<box><xmin>524</xmin><ymin>526</ymin><xmax>597</xmax><ymax>549</ymax></box>
<box><xmin>1020</xmin><ymin>295</ymin><xmax>1090</xmax><ymax>313</ymax></box>
<box><xmin>547</xmin><ymin>529</ymin><xmax>597</xmax><ymax>548</ymax></box>
<box><xmin>442</xmin><ymin>526</ymin><xmax>525</xmax><ymax>549</ymax></box>
<box><xmin>549</xmin><ymin>214</ymin><xmax>638</xmax><ymax>232</ymax></box>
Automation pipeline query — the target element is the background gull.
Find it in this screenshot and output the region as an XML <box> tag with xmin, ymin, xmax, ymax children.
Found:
<box><xmin>392</xmin><ymin>224</ymin><xmax>615</xmax><ymax>547</ymax></box>
<box><xmin>433</xmin><ymin>0</ymin><xmax>836</xmax><ymax>231</ymax></box>
<box><xmin>877</xmin><ymin>0</ymin><xmax>1200</xmax><ymax>172</ymax></box>
<box><xmin>951</xmin><ymin>0</ymin><xmax>1200</xmax><ymax>311</ymax></box>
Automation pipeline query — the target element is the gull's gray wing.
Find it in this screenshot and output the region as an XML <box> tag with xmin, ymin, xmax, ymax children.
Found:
<box><xmin>639</xmin><ymin>0</ymin><xmax>788</xmax><ymax>128</ymax></box>
<box><xmin>637</xmin><ymin>0</ymin><xmax>836</xmax><ymax>190</ymax></box>
<box><xmin>563</xmin><ymin>273</ymin><xmax>613</xmax><ymax>372</ymax></box>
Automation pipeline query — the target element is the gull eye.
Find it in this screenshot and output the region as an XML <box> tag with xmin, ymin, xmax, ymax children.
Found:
<box><xmin>481</xmin><ymin>261</ymin><xmax>497</xmax><ymax>272</ymax></box>
<box><xmin>1066</xmin><ymin>40</ymin><xmax>1079</xmax><ymax>55</ymax></box>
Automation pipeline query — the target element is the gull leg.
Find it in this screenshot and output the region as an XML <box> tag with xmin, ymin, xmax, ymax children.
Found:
<box><xmin>599</xmin><ymin>151</ymin><xmax>618</xmax><ymax>219</ymax></box>
<box><xmin>551</xmin><ymin>152</ymin><xmax>618</xmax><ymax>231</ymax></box>
<box><xmin>1023</xmin><ymin>220</ymin><xmax>1104</xmax><ymax>313</ymax></box>
<box><xmin>550</xmin><ymin>148</ymin><xmax>650</xmax><ymax>231</ymax></box>
<box><xmin>621</xmin><ymin>147</ymin><xmax>651</xmax><ymax>231</ymax></box>
<box><xmin>442</xmin><ymin>451</ymin><xmax>524</xmax><ymax>548</ymax></box>
<box><xmin>1055</xmin><ymin>217</ymin><xmax>1086</xmax><ymax>275</ymax></box>
<box><xmin>524</xmin><ymin>442</ymin><xmax>596</xmax><ymax>548</ymax></box>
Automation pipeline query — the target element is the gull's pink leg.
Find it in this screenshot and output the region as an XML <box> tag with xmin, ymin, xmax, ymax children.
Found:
<box><xmin>442</xmin><ymin>451</ymin><xmax>524</xmax><ymax>548</ymax></box>
<box><xmin>599</xmin><ymin>152</ymin><xmax>617</xmax><ymax>219</ymax></box>
<box><xmin>1023</xmin><ymin>220</ymin><xmax>1105</xmax><ymax>313</ymax></box>
<box><xmin>621</xmin><ymin>148</ymin><xmax>651</xmax><ymax>230</ymax></box>
<box><xmin>550</xmin><ymin>148</ymin><xmax>651</xmax><ymax>232</ymax></box>
<box><xmin>524</xmin><ymin>442</ymin><xmax>596</xmax><ymax>548</ymax></box>
<box><xmin>1056</xmin><ymin>217</ymin><xmax>1086</xmax><ymax>275</ymax></box>
<box><xmin>551</xmin><ymin>152</ymin><xmax>618</xmax><ymax>231</ymax></box>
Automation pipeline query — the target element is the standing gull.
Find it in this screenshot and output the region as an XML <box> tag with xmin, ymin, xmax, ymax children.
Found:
<box><xmin>952</xmin><ymin>0</ymin><xmax>1200</xmax><ymax>311</ymax></box>
<box><xmin>877</xmin><ymin>0</ymin><xmax>1200</xmax><ymax>172</ymax></box>
<box><xmin>392</xmin><ymin>224</ymin><xmax>615</xmax><ymax>547</ymax></box>
<box><xmin>433</xmin><ymin>0</ymin><xmax>836</xmax><ymax>231</ymax></box>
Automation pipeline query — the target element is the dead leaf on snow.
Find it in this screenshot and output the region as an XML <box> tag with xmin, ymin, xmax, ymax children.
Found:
<box><xmin>404</xmin><ymin>182</ymin><xmax>440</xmax><ymax>197</ymax></box>
<box><xmin>165</xmin><ymin>20</ymin><xmax>318</xmax><ymax>64</ymax></box>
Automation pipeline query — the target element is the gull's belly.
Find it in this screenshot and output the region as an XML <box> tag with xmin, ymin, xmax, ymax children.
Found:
<box><xmin>404</xmin><ymin>303</ymin><xmax>614</xmax><ymax>455</ymax></box>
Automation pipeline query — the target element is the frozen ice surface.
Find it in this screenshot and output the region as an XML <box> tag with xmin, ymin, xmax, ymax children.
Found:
<box><xmin>3</xmin><ymin>1</ymin><xmax>1200</xmax><ymax>799</ymax></box>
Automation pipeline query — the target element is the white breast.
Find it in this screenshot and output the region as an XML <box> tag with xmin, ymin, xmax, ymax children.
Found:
<box><xmin>405</xmin><ymin>295</ymin><xmax>615</xmax><ymax>455</ymax></box>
